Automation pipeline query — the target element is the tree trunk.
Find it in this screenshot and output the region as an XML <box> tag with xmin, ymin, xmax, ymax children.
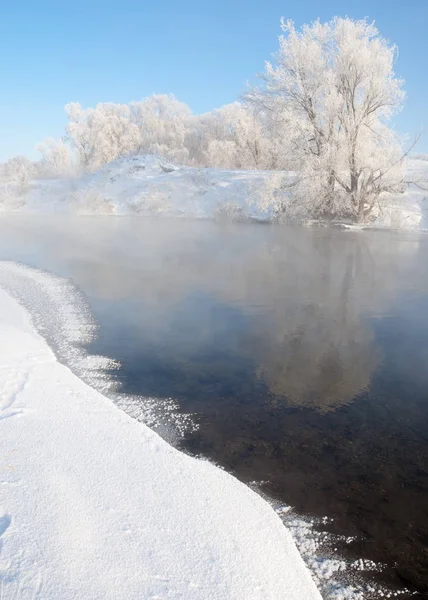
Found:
<box><xmin>351</xmin><ymin>174</ymin><xmax>363</xmax><ymax>221</ymax></box>
<box><xmin>357</xmin><ymin>200</ymin><xmax>366</xmax><ymax>222</ymax></box>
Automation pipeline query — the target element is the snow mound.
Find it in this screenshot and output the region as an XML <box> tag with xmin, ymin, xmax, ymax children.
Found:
<box><xmin>0</xmin><ymin>154</ymin><xmax>267</xmax><ymax>220</ymax></box>
<box><xmin>0</xmin><ymin>261</ymin><xmax>321</xmax><ymax>600</ymax></box>
<box><xmin>1</xmin><ymin>154</ymin><xmax>428</xmax><ymax>229</ymax></box>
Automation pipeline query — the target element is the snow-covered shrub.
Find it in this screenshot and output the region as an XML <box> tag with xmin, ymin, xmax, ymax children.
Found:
<box><xmin>128</xmin><ymin>189</ymin><xmax>171</xmax><ymax>215</ymax></box>
<box><xmin>0</xmin><ymin>183</ymin><xmax>27</xmax><ymax>210</ymax></box>
<box><xmin>70</xmin><ymin>187</ymin><xmax>115</xmax><ymax>214</ymax></box>
<box><xmin>412</xmin><ymin>154</ymin><xmax>428</xmax><ymax>162</ymax></box>
<box><xmin>251</xmin><ymin>172</ymin><xmax>302</xmax><ymax>222</ymax></box>
<box><xmin>0</xmin><ymin>156</ymin><xmax>35</xmax><ymax>194</ymax></box>
<box><xmin>214</xmin><ymin>200</ymin><xmax>248</xmax><ymax>222</ymax></box>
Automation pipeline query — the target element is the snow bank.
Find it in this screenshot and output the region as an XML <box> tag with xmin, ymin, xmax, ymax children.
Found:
<box><xmin>0</xmin><ymin>262</ymin><xmax>321</xmax><ymax>600</ymax></box>
<box><xmin>0</xmin><ymin>155</ymin><xmax>267</xmax><ymax>221</ymax></box>
<box><xmin>1</xmin><ymin>154</ymin><xmax>427</xmax><ymax>229</ymax></box>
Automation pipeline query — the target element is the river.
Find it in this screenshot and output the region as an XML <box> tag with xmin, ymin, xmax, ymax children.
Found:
<box><xmin>1</xmin><ymin>215</ymin><xmax>427</xmax><ymax>598</ymax></box>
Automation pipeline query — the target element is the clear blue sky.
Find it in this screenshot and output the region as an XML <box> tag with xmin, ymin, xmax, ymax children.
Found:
<box><xmin>1</xmin><ymin>0</ymin><xmax>427</xmax><ymax>161</ymax></box>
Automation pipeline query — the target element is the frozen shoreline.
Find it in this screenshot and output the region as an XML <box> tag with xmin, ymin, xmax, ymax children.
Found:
<box><xmin>0</xmin><ymin>262</ymin><xmax>321</xmax><ymax>600</ymax></box>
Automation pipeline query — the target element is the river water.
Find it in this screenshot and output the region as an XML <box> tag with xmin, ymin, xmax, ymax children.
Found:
<box><xmin>0</xmin><ymin>215</ymin><xmax>427</xmax><ymax>598</ymax></box>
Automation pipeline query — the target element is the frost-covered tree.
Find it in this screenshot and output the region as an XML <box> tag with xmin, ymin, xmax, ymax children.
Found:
<box><xmin>63</xmin><ymin>95</ymin><xmax>277</xmax><ymax>171</ymax></box>
<box><xmin>205</xmin><ymin>103</ymin><xmax>268</xmax><ymax>169</ymax></box>
<box><xmin>65</xmin><ymin>102</ymin><xmax>95</xmax><ymax>169</ymax></box>
<box><xmin>247</xmin><ymin>17</ymin><xmax>406</xmax><ymax>222</ymax></box>
<box><xmin>37</xmin><ymin>137</ymin><xmax>77</xmax><ymax>177</ymax></box>
<box><xmin>186</xmin><ymin>102</ymin><xmax>279</xmax><ymax>169</ymax></box>
<box><xmin>65</xmin><ymin>102</ymin><xmax>140</xmax><ymax>171</ymax></box>
<box><xmin>64</xmin><ymin>96</ymin><xmax>191</xmax><ymax>171</ymax></box>
<box><xmin>130</xmin><ymin>94</ymin><xmax>191</xmax><ymax>163</ymax></box>
<box><xmin>90</xmin><ymin>103</ymin><xmax>140</xmax><ymax>167</ymax></box>
<box><xmin>0</xmin><ymin>155</ymin><xmax>36</xmax><ymax>191</ymax></box>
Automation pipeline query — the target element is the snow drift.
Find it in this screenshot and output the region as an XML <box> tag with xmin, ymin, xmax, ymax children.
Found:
<box><xmin>0</xmin><ymin>154</ymin><xmax>427</xmax><ymax>229</ymax></box>
<box><xmin>0</xmin><ymin>262</ymin><xmax>321</xmax><ymax>600</ymax></box>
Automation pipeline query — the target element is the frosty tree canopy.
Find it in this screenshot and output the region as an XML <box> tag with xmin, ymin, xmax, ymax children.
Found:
<box><xmin>247</xmin><ymin>17</ymin><xmax>406</xmax><ymax>222</ymax></box>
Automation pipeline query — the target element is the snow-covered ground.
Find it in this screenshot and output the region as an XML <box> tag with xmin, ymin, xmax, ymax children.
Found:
<box><xmin>2</xmin><ymin>154</ymin><xmax>427</xmax><ymax>229</ymax></box>
<box><xmin>0</xmin><ymin>261</ymin><xmax>321</xmax><ymax>600</ymax></box>
<box><xmin>0</xmin><ymin>156</ymin><xmax>268</xmax><ymax>221</ymax></box>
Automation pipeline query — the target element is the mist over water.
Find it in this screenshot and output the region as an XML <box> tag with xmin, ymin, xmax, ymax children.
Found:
<box><xmin>1</xmin><ymin>215</ymin><xmax>428</xmax><ymax>597</ymax></box>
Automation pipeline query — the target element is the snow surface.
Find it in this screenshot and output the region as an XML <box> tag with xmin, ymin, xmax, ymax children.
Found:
<box><xmin>0</xmin><ymin>261</ymin><xmax>322</xmax><ymax>600</ymax></box>
<box><xmin>1</xmin><ymin>154</ymin><xmax>428</xmax><ymax>229</ymax></box>
<box><xmin>0</xmin><ymin>155</ymin><xmax>268</xmax><ymax>221</ymax></box>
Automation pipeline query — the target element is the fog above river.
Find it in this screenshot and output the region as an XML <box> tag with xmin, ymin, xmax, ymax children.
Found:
<box><xmin>1</xmin><ymin>215</ymin><xmax>426</xmax><ymax>413</ymax></box>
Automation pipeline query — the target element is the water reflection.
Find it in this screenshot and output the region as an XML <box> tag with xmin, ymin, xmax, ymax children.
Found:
<box><xmin>254</xmin><ymin>306</ymin><xmax>380</xmax><ymax>411</ymax></box>
<box><xmin>0</xmin><ymin>216</ymin><xmax>425</xmax><ymax>414</ymax></box>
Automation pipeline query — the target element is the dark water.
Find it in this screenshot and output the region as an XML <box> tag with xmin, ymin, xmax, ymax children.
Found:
<box><xmin>1</xmin><ymin>215</ymin><xmax>428</xmax><ymax>598</ymax></box>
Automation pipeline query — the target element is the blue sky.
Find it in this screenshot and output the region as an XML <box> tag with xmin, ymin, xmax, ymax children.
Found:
<box><xmin>1</xmin><ymin>0</ymin><xmax>427</xmax><ymax>161</ymax></box>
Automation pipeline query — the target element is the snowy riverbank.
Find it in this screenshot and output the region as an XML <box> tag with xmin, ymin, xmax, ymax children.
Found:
<box><xmin>0</xmin><ymin>262</ymin><xmax>321</xmax><ymax>600</ymax></box>
<box><xmin>1</xmin><ymin>154</ymin><xmax>428</xmax><ymax>230</ymax></box>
